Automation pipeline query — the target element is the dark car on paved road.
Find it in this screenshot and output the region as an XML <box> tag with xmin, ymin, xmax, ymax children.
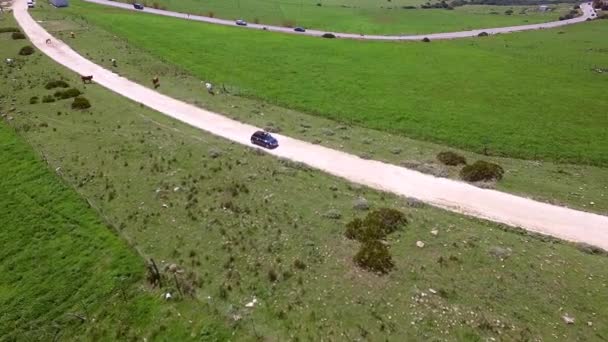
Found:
<box><xmin>294</xmin><ymin>27</ymin><xmax>306</xmax><ymax>32</ymax></box>
<box><xmin>322</xmin><ymin>33</ymin><xmax>336</xmax><ymax>38</ymax></box>
<box><xmin>251</xmin><ymin>131</ymin><xmax>278</xmax><ymax>149</ymax></box>
<box><xmin>133</xmin><ymin>3</ymin><xmax>144</xmax><ymax>9</ymax></box>
<box><xmin>236</xmin><ymin>19</ymin><xmax>248</xmax><ymax>26</ymax></box>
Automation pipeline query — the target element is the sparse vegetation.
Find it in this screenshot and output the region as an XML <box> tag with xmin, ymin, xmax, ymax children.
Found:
<box><xmin>353</xmin><ymin>239</ymin><xmax>394</xmax><ymax>274</ymax></box>
<box><xmin>460</xmin><ymin>160</ymin><xmax>504</xmax><ymax>181</ymax></box>
<box><xmin>437</xmin><ymin>151</ymin><xmax>467</xmax><ymax>166</ymax></box>
<box><xmin>42</xmin><ymin>95</ymin><xmax>55</xmax><ymax>103</ymax></box>
<box><xmin>54</xmin><ymin>87</ymin><xmax>82</xmax><ymax>99</ymax></box>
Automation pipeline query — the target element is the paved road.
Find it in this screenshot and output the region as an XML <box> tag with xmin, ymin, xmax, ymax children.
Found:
<box><xmin>84</xmin><ymin>0</ymin><xmax>596</xmax><ymax>41</ymax></box>
<box><xmin>12</xmin><ymin>0</ymin><xmax>608</xmax><ymax>251</ymax></box>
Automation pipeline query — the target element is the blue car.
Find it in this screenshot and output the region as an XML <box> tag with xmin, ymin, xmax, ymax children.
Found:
<box><xmin>294</xmin><ymin>27</ymin><xmax>306</xmax><ymax>32</ymax></box>
<box><xmin>133</xmin><ymin>3</ymin><xmax>144</xmax><ymax>9</ymax></box>
<box><xmin>251</xmin><ymin>130</ymin><xmax>278</xmax><ymax>149</ymax></box>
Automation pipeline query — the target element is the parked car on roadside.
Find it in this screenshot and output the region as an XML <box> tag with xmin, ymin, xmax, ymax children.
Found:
<box><xmin>322</xmin><ymin>33</ymin><xmax>336</xmax><ymax>38</ymax></box>
<box><xmin>250</xmin><ymin>131</ymin><xmax>279</xmax><ymax>149</ymax></box>
<box><xmin>294</xmin><ymin>27</ymin><xmax>306</xmax><ymax>32</ymax></box>
<box><xmin>236</xmin><ymin>19</ymin><xmax>248</xmax><ymax>26</ymax></box>
<box><xmin>133</xmin><ymin>3</ymin><xmax>144</xmax><ymax>9</ymax></box>
<box><xmin>27</xmin><ymin>0</ymin><xmax>35</xmax><ymax>8</ymax></box>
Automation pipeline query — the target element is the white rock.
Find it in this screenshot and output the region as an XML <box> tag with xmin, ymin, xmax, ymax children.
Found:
<box><xmin>164</xmin><ymin>292</ymin><xmax>172</xmax><ymax>300</ymax></box>
<box><xmin>429</xmin><ymin>288</ymin><xmax>437</xmax><ymax>294</ymax></box>
<box><xmin>245</xmin><ymin>297</ymin><xmax>258</xmax><ymax>308</ymax></box>
<box><xmin>162</xmin><ymin>203</ymin><xmax>168</xmax><ymax>208</ymax></box>
<box><xmin>174</xmin><ymin>186</ymin><xmax>180</xmax><ymax>192</ymax></box>
<box><xmin>588</xmin><ymin>321</ymin><xmax>593</xmax><ymax>327</ymax></box>
<box><xmin>416</xmin><ymin>241</ymin><xmax>425</xmax><ymax>248</ymax></box>
<box><xmin>430</xmin><ymin>229</ymin><xmax>439</xmax><ymax>236</ymax></box>
<box><xmin>562</xmin><ymin>314</ymin><xmax>575</xmax><ymax>324</ymax></box>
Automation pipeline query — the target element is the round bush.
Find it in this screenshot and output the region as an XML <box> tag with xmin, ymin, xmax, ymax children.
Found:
<box><xmin>437</xmin><ymin>151</ymin><xmax>467</xmax><ymax>166</ymax></box>
<box><xmin>42</xmin><ymin>95</ymin><xmax>55</xmax><ymax>103</ymax></box>
<box><xmin>322</xmin><ymin>33</ymin><xmax>336</xmax><ymax>39</ymax></box>
<box><xmin>71</xmin><ymin>96</ymin><xmax>91</xmax><ymax>109</ymax></box>
<box><xmin>45</xmin><ymin>80</ymin><xmax>70</xmax><ymax>89</ymax></box>
<box><xmin>478</xmin><ymin>31</ymin><xmax>489</xmax><ymax>37</ymax></box>
<box><xmin>18</xmin><ymin>46</ymin><xmax>35</xmax><ymax>56</ymax></box>
<box><xmin>363</xmin><ymin>208</ymin><xmax>407</xmax><ymax>236</ymax></box>
<box><xmin>460</xmin><ymin>160</ymin><xmax>504</xmax><ymax>182</ymax></box>
<box><xmin>354</xmin><ymin>240</ymin><xmax>394</xmax><ymax>274</ymax></box>
<box><xmin>422</xmin><ymin>37</ymin><xmax>431</xmax><ymax>42</ymax></box>
<box><xmin>55</xmin><ymin>88</ymin><xmax>82</xmax><ymax>99</ymax></box>
<box><xmin>11</xmin><ymin>32</ymin><xmax>25</xmax><ymax>40</ymax></box>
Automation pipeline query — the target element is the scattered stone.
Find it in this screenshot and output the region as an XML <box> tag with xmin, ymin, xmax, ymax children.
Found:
<box><xmin>208</xmin><ymin>147</ymin><xmax>222</xmax><ymax>158</ymax></box>
<box><xmin>406</xmin><ymin>197</ymin><xmax>425</xmax><ymax>208</ymax></box>
<box><xmin>416</xmin><ymin>241</ymin><xmax>425</xmax><ymax>248</ymax></box>
<box><xmin>245</xmin><ymin>297</ymin><xmax>258</xmax><ymax>308</ymax></box>
<box><xmin>173</xmin><ymin>186</ymin><xmax>180</xmax><ymax>192</ymax></box>
<box><xmin>390</xmin><ymin>147</ymin><xmax>402</xmax><ymax>155</ymax></box>
<box><xmin>321</xmin><ymin>128</ymin><xmax>335</xmax><ymax>136</ymax></box>
<box><xmin>430</xmin><ymin>229</ymin><xmax>438</xmax><ymax>236</ymax></box>
<box><xmin>401</xmin><ymin>160</ymin><xmax>449</xmax><ymax>178</ymax></box>
<box><xmin>164</xmin><ymin>292</ymin><xmax>172</xmax><ymax>300</ymax></box>
<box><xmin>489</xmin><ymin>246</ymin><xmax>512</xmax><ymax>260</ymax></box>
<box><xmin>323</xmin><ymin>209</ymin><xmax>342</xmax><ymax>219</ymax></box>
<box><xmin>562</xmin><ymin>314</ymin><xmax>575</xmax><ymax>325</ymax></box>
<box><xmin>429</xmin><ymin>288</ymin><xmax>437</xmax><ymax>294</ymax></box>
<box><xmin>312</xmin><ymin>138</ymin><xmax>322</xmax><ymax>144</ymax></box>
<box><xmin>588</xmin><ymin>321</ymin><xmax>593</xmax><ymax>327</ymax></box>
<box><xmin>362</xmin><ymin>138</ymin><xmax>372</xmax><ymax>145</ymax></box>
<box><xmin>335</xmin><ymin>125</ymin><xmax>348</xmax><ymax>130</ymax></box>
<box><xmin>353</xmin><ymin>197</ymin><xmax>370</xmax><ymax>211</ymax></box>
<box><xmin>162</xmin><ymin>203</ymin><xmax>168</xmax><ymax>208</ymax></box>
<box><xmin>329</xmin><ymin>185</ymin><xmax>338</xmax><ymax>191</ymax></box>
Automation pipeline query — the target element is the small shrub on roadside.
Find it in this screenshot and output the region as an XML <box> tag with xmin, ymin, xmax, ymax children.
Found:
<box><xmin>207</xmin><ymin>11</ymin><xmax>214</xmax><ymax>17</ymax></box>
<box><xmin>42</xmin><ymin>95</ymin><xmax>55</xmax><ymax>103</ymax></box>
<box><xmin>19</xmin><ymin>46</ymin><xmax>35</xmax><ymax>56</ymax></box>
<box><xmin>477</xmin><ymin>31</ymin><xmax>489</xmax><ymax>37</ymax></box>
<box><xmin>71</xmin><ymin>96</ymin><xmax>91</xmax><ymax>109</ymax></box>
<box><xmin>460</xmin><ymin>160</ymin><xmax>504</xmax><ymax>182</ymax></box>
<box><xmin>422</xmin><ymin>37</ymin><xmax>431</xmax><ymax>42</ymax></box>
<box><xmin>45</xmin><ymin>80</ymin><xmax>69</xmax><ymax>89</ymax></box>
<box><xmin>11</xmin><ymin>32</ymin><xmax>25</xmax><ymax>40</ymax></box>
<box><xmin>437</xmin><ymin>151</ymin><xmax>467</xmax><ymax>166</ymax></box>
<box><xmin>354</xmin><ymin>240</ymin><xmax>394</xmax><ymax>274</ymax></box>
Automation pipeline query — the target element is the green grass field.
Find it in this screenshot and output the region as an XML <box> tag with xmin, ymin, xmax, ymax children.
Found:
<box><xmin>29</xmin><ymin>2</ymin><xmax>608</xmax><ymax>214</ymax></box>
<box><xmin>41</xmin><ymin>1</ymin><xmax>608</xmax><ymax>166</ymax></box>
<box><xmin>4</xmin><ymin>10</ymin><xmax>608</xmax><ymax>340</ymax></box>
<box><xmin>115</xmin><ymin>0</ymin><xmax>572</xmax><ymax>34</ymax></box>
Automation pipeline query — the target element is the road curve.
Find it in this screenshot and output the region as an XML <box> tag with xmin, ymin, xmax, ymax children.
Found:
<box><xmin>83</xmin><ymin>0</ymin><xmax>597</xmax><ymax>41</ymax></box>
<box><xmin>12</xmin><ymin>0</ymin><xmax>608</xmax><ymax>250</ymax></box>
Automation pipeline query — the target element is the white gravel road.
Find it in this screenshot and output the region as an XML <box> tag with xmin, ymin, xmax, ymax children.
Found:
<box><xmin>12</xmin><ymin>0</ymin><xmax>608</xmax><ymax>250</ymax></box>
<box><xmin>84</xmin><ymin>0</ymin><xmax>596</xmax><ymax>40</ymax></box>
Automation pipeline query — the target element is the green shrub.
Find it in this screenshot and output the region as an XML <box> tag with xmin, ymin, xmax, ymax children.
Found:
<box><xmin>11</xmin><ymin>32</ymin><xmax>25</xmax><ymax>40</ymax></box>
<box><xmin>42</xmin><ymin>95</ymin><xmax>55</xmax><ymax>103</ymax></box>
<box><xmin>29</xmin><ymin>96</ymin><xmax>39</xmax><ymax>104</ymax></box>
<box><xmin>71</xmin><ymin>96</ymin><xmax>91</xmax><ymax>109</ymax></box>
<box><xmin>18</xmin><ymin>46</ymin><xmax>35</xmax><ymax>56</ymax></box>
<box><xmin>363</xmin><ymin>208</ymin><xmax>407</xmax><ymax>236</ymax></box>
<box><xmin>437</xmin><ymin>151</ymin><xmax>467</xmax><ymax>166</ymax></box>
<box><xmin>460</xmin><ymin>160</ymin><xmax>504</xmax><ymax>182</ymax></box>
<box><xmin>344</xmin><ymin>218</ymin><xmax>364</xmax><ymax>240</ymax></box>
<box><xmin>54</xmin><ymin>88</ymin><xmax>82</xmax><ymax>99</ymax></box>
<box><xmin>0</xmin><ymin>27</ymin><xmax>21</xmax><ymax>33</ymax></box>
<box><xmin>353</xmin><ymin>240</ymin><xmax>394</xmax><ymax>274</ymax></box>
<box><xmin>422</xmin><ymin>37</ymin><xmax>431</xmax><ymax>42</ymax></box>
<box><xmin>45</xmin><ymin>80</ymin><xmax>70</xmax><ymax>89</ymax></box>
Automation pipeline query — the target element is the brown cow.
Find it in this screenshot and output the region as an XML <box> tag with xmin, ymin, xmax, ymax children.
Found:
<box><xmin>81</xmin><ymin>75</ymin><xmax>93</xmax><ymax>84</ymax></box>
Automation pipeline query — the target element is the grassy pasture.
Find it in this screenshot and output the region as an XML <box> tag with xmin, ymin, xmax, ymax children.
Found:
<box><xmin>3</xmin><ymin>10</ymin><xmax>608</xmax><ymax>340</ymax></box>
<box><xmin>41</xmin><ymin>1</ymin><xmax>608</xmax><ymax>167</ymax></box>
<box><xmin>27</xmin><ymin>1</ymin><xmax>608</xmax><ymax>215</ymax></box>
<box><xmin>113</xmin><ymin>0</ymin><xmax>572</xmax><ymax>34</ymax></box>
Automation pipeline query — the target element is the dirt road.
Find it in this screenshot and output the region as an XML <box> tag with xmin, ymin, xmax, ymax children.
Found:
<box><xmin>85</xmin><ymin>0</ymin><xmax>596</xmax><ymax>41</ymax></box>
<box><xmin>12</xmin><ymin>0</ymin><xmax>608</xmax><ymax>250</ymax></box>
